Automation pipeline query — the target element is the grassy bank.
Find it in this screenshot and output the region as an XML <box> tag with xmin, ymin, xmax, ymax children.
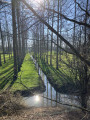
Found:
<box><xmin>0</xmin><ymin>53</ymin><xmax>45</xmax><ymax>116</ymax></box>
<box><xmin>36</xmin><ymin>52</ymin><xmax>80</xmax><ymax>93</ymax></box>
<box><xmin>11</xmin><ymin>53</ymin><xmax>45</xmax><ymax>94</ymax></box>
<box><xmin>0</xmin><ymin>53</ymin><xmax>45</xmax><ymax>94</ymax></box>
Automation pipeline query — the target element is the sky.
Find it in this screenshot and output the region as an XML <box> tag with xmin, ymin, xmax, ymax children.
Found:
<box><xmin>0</xmin><ymin>0</ymin><xmax>89</xmax><ymax>48</ymax></box>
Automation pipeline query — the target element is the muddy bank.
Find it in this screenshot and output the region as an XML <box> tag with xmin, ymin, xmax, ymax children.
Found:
<box><xmin>14</xmin><ymin>86</ymin><xmax>45</xmax><ymax>97</ymax></box>
<box><xmin>14</xmin><ymin>77</ymin><xmax>46</xmax><ymax>97</ymax></box>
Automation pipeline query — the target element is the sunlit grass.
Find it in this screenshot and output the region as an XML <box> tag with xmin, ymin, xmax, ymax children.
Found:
<box><xmin>36</xmin><ymin>51</ymin><xmax>80</xmax><ymax>92</ymax></box>
<box><xmin>11</xmin><ymin>53</ymin><xmax>42</xmax><ymax>92</ymax></box>
<box><xmin>1</xmin><ymin>54</ymin><xmax>12</xmax><ymax>63</ymax></box>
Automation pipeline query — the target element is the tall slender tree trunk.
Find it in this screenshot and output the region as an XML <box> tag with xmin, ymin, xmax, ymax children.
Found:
<box><xmin>5</xmin><ymin>12</ymin><xmax>10</xmax><ymax>59</ymax></box>
<box><xmin>40</xmin><ymin>24</ymin><xmax>41</xmax><ymax>59</ymax></box>
<box><xmin>50</xmin><ymin>0</ymin><xmax>54</xmax><ymax>66</ymax></box>
<box><xmin>59</xmin><ymin>0</ymin><xmax>62</xmax><ymax>62</ymax></box>
<box><xmin>0</xmin><ymin>23</ymin><xmax>6</xmax><ymax>63</ymax></box>
<box><xmin>12</xmin><ymin>0</ymin><xmax>18</xmax><ymax>80</ymax></box>
<box><xmin>81</xmin><ymin>65</ymin><xmax>88</xmax><ymax>109</ymax></box>
<box><xmin>47</xmin><ymin>0</ymin><xmax>49</xmax><ymax>64</ymax></box>
<box><xmin>21</xmin><ymin>20</ymin><xmax>25</xmax><ymax>60</ymax></box>
<box><xmin>73</xmin><ymin>0</ymin><xmax>76</xmax><ymax>67</ymax></box>
<box><xmin>16</xmin><ymin>0</ymin><xmax>22</xmax><ymax>71</ymax></box>
<box><xmin>43</xmin><ymin>0</ymin><xmax>45</xmax><ymax>61</ymax></box>
<box><xmin>0</xmin><ymin>53</ymin><xmax>2</xmax><ymax>66</ymax></box>
<box><xmin>56</xmin><ymin>0</ymin><xmax>59</xmax><ymax>69</ymax></box>
<box><xmin>81</xmin><ymin>0</ymin><xmax>89</xmax><ymax>110</ymax></box>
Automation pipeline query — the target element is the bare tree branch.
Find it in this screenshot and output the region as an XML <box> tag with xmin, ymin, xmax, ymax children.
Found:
<box><xmin>46</xmin><ymin>8</ymin><xmax>90</xmax><ymax>28</ymax></box>
<box><xmin>21</xmin><ymin>0</ymin><xmax>90</xmax><ymax>67</ymax></box>
<box><xmin>75</xmin><ymin>0</ymin><xmax>90</xmax><ymax>16</ymax></box>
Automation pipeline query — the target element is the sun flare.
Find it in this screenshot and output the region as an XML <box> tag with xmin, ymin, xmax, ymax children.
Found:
<box><xmin>34</xmin><ymin>0</ymin><xmax>43</xmax><ymax>3</ymax></box>
<box><xmin>35</xmin><ymin>95</ymin><xmax>40</xmax><ymax>102</ymax></box>
<box><xmin>30</xmin><ymin>0</ymin><xmax>43</xmax><ymax>7</ymax></box>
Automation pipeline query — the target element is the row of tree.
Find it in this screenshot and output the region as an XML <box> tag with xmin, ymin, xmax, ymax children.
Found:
<box><xmin>25</xmin><ymin>0</ymin><xmax>90</xmax><ymax>109</ymax></box>
<box><xmin>0</xmin><ymin>0</ymin><xmax>29</xmax><ymax>79</ymax></box>
<box><xmin>0</xmin><ymin>0</ymin><xmax>90</xmax><ymax>109</ymax></box>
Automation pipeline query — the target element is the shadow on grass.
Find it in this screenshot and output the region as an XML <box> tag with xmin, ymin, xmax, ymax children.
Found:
<box><xmin>1</xmin><ymin>58</ymin><xmax>13</xmax><ymax>69</ymax></box>
<box><xmin>38</xmin><ymin>59</ymin><xmax>80</xmax><ymax>94</ymax></box>
<box><xmin>8</xmin><ymin>76</ymin><xmax>18</xmax><ymax>88</ymax></box>
<box><xmin>0</xmin><ymin>57</ymin><xmax>16</xmax><ymax>90</ymax></box>
<box><xmin>0</xmin><ymin>65</ymin><xmax>13</xmax><ymax>76</ymax></box>
<box><xmin>0</xmin><ymin>71</ymin><xmax>14</xmax><ymax>90</ymax></box>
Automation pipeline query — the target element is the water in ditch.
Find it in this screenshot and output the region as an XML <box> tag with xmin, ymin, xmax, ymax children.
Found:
<box><xmin>23</xmin><ymin>57</ymin><xmax>90</xmax><ymax>109</ymax></box>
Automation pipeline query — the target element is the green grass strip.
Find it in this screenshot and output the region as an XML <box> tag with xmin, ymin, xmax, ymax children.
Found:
<box><xmin>11</xmin><ymin>53</ymin><xmax>42</xmax><ymax>92</ymax></box>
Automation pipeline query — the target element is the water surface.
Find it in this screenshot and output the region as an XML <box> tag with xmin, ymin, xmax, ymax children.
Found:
<box><xmin>23</xmin><ymin>57</ymin><xmax>83</xmax><ymax>108</ymax></box>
